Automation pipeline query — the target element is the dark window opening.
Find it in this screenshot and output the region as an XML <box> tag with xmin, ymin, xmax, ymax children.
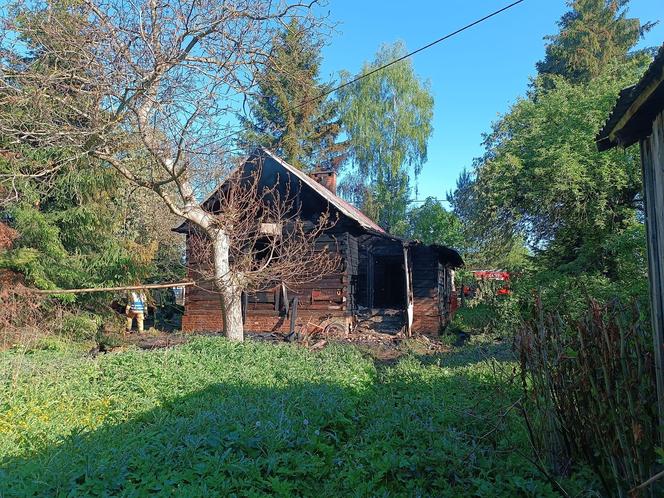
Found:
<box><xmin>373</xmin><ymin>255</ymin><xmax>406</xmax><ymax>308</ymax></box>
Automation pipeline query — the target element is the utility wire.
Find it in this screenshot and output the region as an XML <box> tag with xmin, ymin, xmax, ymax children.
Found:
<box><xmin>229</xmin><ymin>0</ymin><xmax>526</xmax><ymax>143</ymax></box>
<box><xmin>292</xmin><ymin>0</ymin><xmax>525</xmax><ymax>112</ymax></box>
<box><xmin>408</xmin><ymin>198</ymin><xmax>448</xmax><ymax>204</ymax></box>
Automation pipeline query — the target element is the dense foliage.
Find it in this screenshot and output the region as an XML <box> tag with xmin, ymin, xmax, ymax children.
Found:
<box><xmin>405</xmin><ymin>197</ymin><xmax>464</xmax><ymax>248</ymax></box>
<box><xmin>444</xmin><ymin>2</ymin><xmax>661</xmax><ymax>494</ymax></box>
<box><xmin>338</xmin><ymin>42</ymin><xmax>434</xmax><ymax>234</ymax></box>
<box><xmin>476</xmin><ymin>64</ymin><xmax>646</xmax><ymax>272</ymax></box>
<box><xmin>0</xmin><ymin>338</ymin><xmax>598</xmax><ymax>496</ymax></box>
<box><xmin>516</xmin><ymin>298</ymin><xmax>659</xmax><ymax>497</ymax></box>
<box><xmin>0</xmin><ymin>150</ymin><xmax>183</xmax><ymax>299</ymax></box>
<box><xmin>1</xmin><ymin>153</ymin><xmax>149</xmax><ymax>292</ymax></box>
<box><xmin>240</xmin><ymin>20</ymin><xmax>344</xmax><ymax>171</ymax></box>
<box><xmin>0</xmin><ymin>3</ymin><xmax>184</xmax><ymax>297</ymax></box>
<box><xmin>537</xmin><ymin>0</ymin><xmax>654</xmax><ymax>84</ymax></box>
<box><xmin>448</xmin><ymin>0</ymin><xmax>652</xmax><ymax>279</ymax></box>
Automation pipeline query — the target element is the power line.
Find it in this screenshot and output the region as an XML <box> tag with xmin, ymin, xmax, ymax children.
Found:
<box><xmin>408</xmin><ymin>198</ymin><xmax>449</xmax><ymax>204</ymax></box>
<box><xmin>229</xmin><ymin>0</ymin><xmax>526</xmax><ymax>143</ymax></box>
<box><xmin>293</xmin><ymin>0</ymin><xmax>526</xmax><ymax>112</ymax></box>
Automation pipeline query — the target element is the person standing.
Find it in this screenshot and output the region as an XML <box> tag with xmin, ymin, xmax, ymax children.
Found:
<box><xmin>126</xmin><ymin>290</ymin><xmax>147</xmax><ymax>333</ymax></box>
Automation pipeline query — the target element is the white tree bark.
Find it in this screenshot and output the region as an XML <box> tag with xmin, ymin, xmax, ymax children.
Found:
<box><xmin>210</xmin><ymin>228</ymin><xmax>244</xmax><ymax>341</ymax></box>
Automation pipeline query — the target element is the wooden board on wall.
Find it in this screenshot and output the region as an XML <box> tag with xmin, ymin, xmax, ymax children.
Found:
<box><xmin>641</xmin><ymin>109</ymin><xmax>664</xmax><ymax>440</ymax></box>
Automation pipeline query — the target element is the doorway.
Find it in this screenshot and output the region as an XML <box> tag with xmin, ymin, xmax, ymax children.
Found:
<box><xmin>372</xmin><ymin>255</ymin><xmax>406</xmax><ymax>308</ymax></box>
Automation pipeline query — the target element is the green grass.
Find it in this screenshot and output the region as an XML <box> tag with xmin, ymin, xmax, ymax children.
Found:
<box><xmin>0</xmin><ymin>338</ymin><xmax>595</xmax><ymax>496</ymax></box>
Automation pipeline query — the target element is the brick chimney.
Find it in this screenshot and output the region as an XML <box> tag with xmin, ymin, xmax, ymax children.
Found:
<box><xmin>309</xmin><ymin>170</ymin><xmax>337</xmax><ymax>195</ymax></box>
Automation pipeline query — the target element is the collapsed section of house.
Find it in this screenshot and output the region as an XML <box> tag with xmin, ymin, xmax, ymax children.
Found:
<box><xmin>174</xmin><ymin>149</ymin><xmax>463</xmax><ymax>336</ymax></box>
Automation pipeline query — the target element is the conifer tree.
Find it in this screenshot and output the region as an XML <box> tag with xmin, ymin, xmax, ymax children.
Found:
<box><xmin>537</xmin><ymin>0</ymin><xmax>654</xmax><ymax>83</ymax></box>
<box><xmin>241</xmin><ymin>19</ymin><xmax>344</xmax><ymax>171</ymax></box>
<box><xmin>448</xmin><ymin>0</ymin><xmax>653</xmax><ymax>272</ymax></box>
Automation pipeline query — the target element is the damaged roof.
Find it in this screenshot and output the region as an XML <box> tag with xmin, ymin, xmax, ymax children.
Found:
<box><xmin>173</xmin><ymin>148</ymin><xmax>463</xmax><ymax>267</ymax></box>
<box><xmin>597</xmin><ymin>43</ymin><xmax>664</xmax><ymax>151</ymax></box>
<box><xmin>174</xmin><ymin>148</ymin><xmax>386</xmax><ymax>234</ymax></box>
<box><xmin>261</xmin><ymin>149</ymin><xmax>386</xmax><ymax>234</ymax></box>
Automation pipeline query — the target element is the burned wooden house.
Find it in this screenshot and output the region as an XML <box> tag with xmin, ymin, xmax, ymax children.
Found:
<box><xmin>176</xmin><ymin>149</ymin><xmax>463</xmax><ymax>336</ymax></box>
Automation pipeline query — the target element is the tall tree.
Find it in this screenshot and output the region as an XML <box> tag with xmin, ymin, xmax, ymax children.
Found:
<box><xmin>338</xmin><ymin>42</ymin><xmax>434</xmax><ymax>234</ymax></box>
<box><xmin>447</xmin><ymin>169</ymin><xmax>528</xmax><ymax>270</ymax></box>
<box><xmin>0</xmin><ymin>5</ymin><xmax>168</xmax><ymax>296</ymax></box>
<box><xmin>537</xmin><ymin>0</ymin><xmax>653</xmax><ymax>83</ymax></box>
<box><xmin>240</xmin><ymin>19</ymin><xmax>344</xmax><ymax>171</ymax></box>
<box><xmin>406</xmin><ymin>197</ymin><xmax>464</xmax><ymax>249</ymax></box>
<box><xmin>448</xmin><ymin>0</ymin><xmax>652</xmax><ymax>273</ymax></box>
<box><xmin>0</xmin><ymin>0</ymin><xmax>332</xmax><ymax>341</ymax></box>
<box><xmin>0</xmin><ymin>154</ymin><xmax>159</xmax><ymax>295</ymax></box>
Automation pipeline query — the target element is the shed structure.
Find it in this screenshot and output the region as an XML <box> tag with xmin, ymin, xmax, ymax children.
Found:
<box><xmin>597</xmin><ymin>43</ymin><xmax>664</xmax><ymax>440</ymax></box>
<box><xmin>175</xmin><ymin>149</ymin><xmax>463</xmax><ymax>337</ymax></box>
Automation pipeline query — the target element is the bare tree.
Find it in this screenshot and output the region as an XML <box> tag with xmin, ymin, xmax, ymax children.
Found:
<box><xmin>0</xmin><ymin>0</ymin><xmax>331</xmax><ymax>340</ymax></box>
<box><xmin>187</xmin><ymin>164</ymin><xmax>341</xmax><ymax>309</ymax></box>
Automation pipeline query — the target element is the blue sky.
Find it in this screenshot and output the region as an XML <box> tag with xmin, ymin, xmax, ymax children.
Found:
<box><xmin>319</xmin><ymin>0</ymin><xmax>664</xmax><ymax>204</ymax></box>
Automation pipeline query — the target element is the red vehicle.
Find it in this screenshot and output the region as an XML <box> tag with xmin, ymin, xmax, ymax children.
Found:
<box><xmin>462</xmin><ymin>270</ymin><xmax>511</xmax><ymax>298</ymax></box>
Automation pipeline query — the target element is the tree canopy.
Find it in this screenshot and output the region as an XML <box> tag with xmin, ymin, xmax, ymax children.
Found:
<box><xmin>240</xmin><ymin>19</ymin><xmax>344</xmax><ymax>172</ymax></box>
<box><xmin>406</xmin><ymin>197</ymin><xmax>464</xmax><ymax>249</ymax></box>
<box><xmin>338</xmin><ymin>42</ymin><xmax>434</xmax><ymax>234</ymax></box>
<box><xmin>537</xmin><ymin>0</ymin><xmax>653</xmax><ymax>84</ymax></box>
<box><xmin>448</xmin><ymin>0</ymin><xmax>652</xmax><ymax>273</ymax></box>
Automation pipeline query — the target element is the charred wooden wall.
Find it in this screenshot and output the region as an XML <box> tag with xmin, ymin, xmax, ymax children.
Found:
<box><xmin>410</xmin><ymin>245</ymin><xmax>442</xmax><ymax>334</ymax></box>
<box><xmin>180</xmin><ymin>228</ymin><xmax>456</xmax><ymax>336</ymax></box>
<box><xmin>181</xmin><ymin>230</ymin><xmax>354</xmax><ymax>333</ymax></box>
<box><xmin>641</xmin><ymin>109</ymin><xmax>664</xmax><ymax>435</ymax></box>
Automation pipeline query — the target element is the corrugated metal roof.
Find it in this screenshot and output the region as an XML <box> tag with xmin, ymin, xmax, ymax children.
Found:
<box><xmin>597</xmin><ymin>43</ymin><xmax>664</xmax><ymax>150</ymax></box>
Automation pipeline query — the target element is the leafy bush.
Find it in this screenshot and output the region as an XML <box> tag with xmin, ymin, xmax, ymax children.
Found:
<box><xmin>57</xmin><ymin>313</ymin><xmax>101</xmax><ymax>341</ymax></box>
<box><xmin>449</xmin><ymin>303</ymin><xmax>496</xmax><ymax>335</ymax></box>
<box><xmin>94</xmin><ymin>329</ymin><xmax>123</xmax><ymax>351</ymax></box>
<box><xmin>0</xmin><ymin>286</ymin><xmax>48</xmax><ymax>349</ymax></box>
<box><xmin>516</xmin><ymin>297</ymin><xmax>660</xmax><ymax>496</ymax></box>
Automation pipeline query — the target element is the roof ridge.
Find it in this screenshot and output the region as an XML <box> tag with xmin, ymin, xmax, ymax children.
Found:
<box><xmin>260</xmin><ymin>148</ymin><xmax>386</xmax><ymax>233</ymax></box>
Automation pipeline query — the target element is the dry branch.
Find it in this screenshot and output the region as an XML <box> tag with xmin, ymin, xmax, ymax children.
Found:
<box><xmin>30</xmin><ymin>281</ymin><xmax>196</xmax><ymax>295</ymax></box>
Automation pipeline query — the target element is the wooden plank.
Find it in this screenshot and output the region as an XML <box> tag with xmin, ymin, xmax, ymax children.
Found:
<box><xmin>368</xmin><ymin>248</ymin><xmax>374</xmax><ymax>309</ymax></box>
<box><xmin>610</xmin><ymin>73</ymin><xmax>664</xmax><ymax>145</ymax></box>
<box><xmin>301</xmin><ymin>304</ymin><xmax>345</xmax><ymax>310</ymax></box>
<box><xmin>32</xmin><ymin>280</ymin><xmax>196</xmax><ymax>295</ymax></box>
<box><xmin>311</xmin><ymin>289</ymin><xmax>345</xmax><ymax>304</ymax></box>
<box><xmin>404</xmin><ymin>245</ymin><xmax>414</xmax><ymax>337</ymax></box>
<box><xmin>641</xmin><ymin>109</ymin><xmax>664</xmax><ymax>443</ymax></box>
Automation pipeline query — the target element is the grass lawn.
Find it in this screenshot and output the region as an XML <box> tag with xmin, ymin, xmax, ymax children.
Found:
<box><xmin>0</xmin><ymin>337</ymin><xmax>595</xmax><ymax>496</ymax></box>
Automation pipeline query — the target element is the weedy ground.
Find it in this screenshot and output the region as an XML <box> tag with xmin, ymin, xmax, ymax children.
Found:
<box><xmin>0</xmin><ymin>336</ymin><xmax>597</xmax><ymax>496</ymax></box>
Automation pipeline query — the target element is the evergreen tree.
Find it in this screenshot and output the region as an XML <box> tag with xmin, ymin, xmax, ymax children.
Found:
<box><xmin>537</xmin><ymin>0</ymin><xmax>654</xmax><ymax>83</ymax></box>
<box><xmin>448</xmin><ymin>0</ymin><xmax>653</xmax><ymax>274</ymax></box>
<box><xmin>0</xmin><ymin>5</ymin><xmax>182</xmax><ymax>295</ymax></box>
<box><xmin>240</xmin><ymin>19</ymin><xmax>344</xmax><ymax>171</ymax></box>
<box><xmin>338</xmin><ymin>42</ymin><xmax>434</xmax><ymax>234</ymax></box>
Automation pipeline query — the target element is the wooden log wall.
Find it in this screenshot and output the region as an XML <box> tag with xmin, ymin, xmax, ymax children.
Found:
<box><xmin>641</xmin><ymin>109</ymin><xmax>664</xmax><ymax>439</ymax></box>
<box><xmin>409</xmin><ymin>245</ymin><xmax>443</xmax><ymax>335</ymax></box>
<box><xmin>356</xmin><ymin>242</ymin><xmax>371</xmax><ymax>308</ymax></box>
<box><xmin>181</xmin><ymin>231</ymin><xmax>353</xmax><ymax>333</ymax></box>
<box><xmin>180</xmin><ymin>227</ymin><xmax>457</xmax><ymax>336</ymax></box>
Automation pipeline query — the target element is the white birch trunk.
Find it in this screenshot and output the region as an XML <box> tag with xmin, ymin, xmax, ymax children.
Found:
<box><xmin>210</xmin><ymin>228</ymin><xmax>244</xmax><ymax>341</ymax></box>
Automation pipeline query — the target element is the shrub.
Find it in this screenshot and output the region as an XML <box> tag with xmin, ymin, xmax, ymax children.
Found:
<box><xmin>0</xmin><ymin>285</ymin><xmax>47</xmax><ymax>349</ymax></box>
<box><xmin>57</xmin><ymin>313</ymin><xmax>101</xmax><ymax>341</ymax></box>
<box><xmin>515</xmin><ymin>297</ymin><xmax>660</xmax><ymax>496</ymax></box>
<box><xmin>449</xmin><ymin>303</ymin><xmax>496</xmax><ymax>335</ymax></box>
